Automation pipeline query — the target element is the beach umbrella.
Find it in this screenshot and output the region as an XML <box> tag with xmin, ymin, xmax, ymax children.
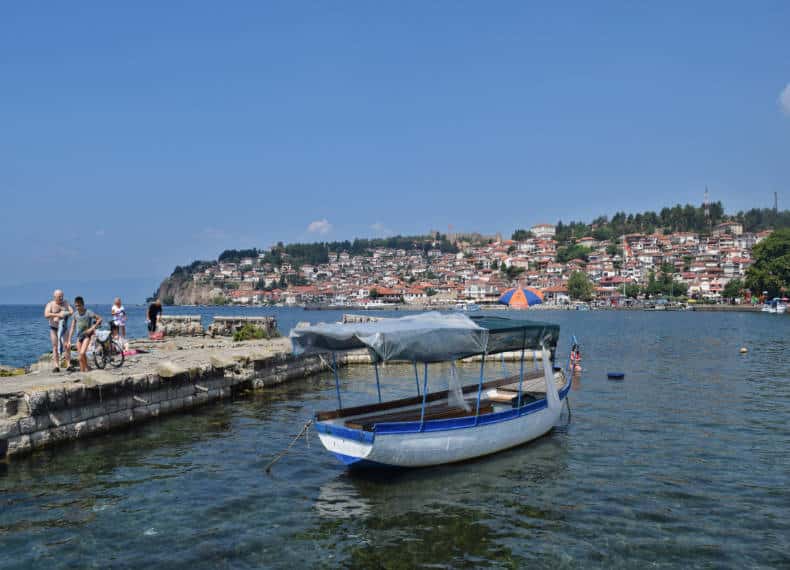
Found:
<box><xmin>498</xmin><ymin>286</ymin><xmax>544</xmax><ymax>308</ymax></box>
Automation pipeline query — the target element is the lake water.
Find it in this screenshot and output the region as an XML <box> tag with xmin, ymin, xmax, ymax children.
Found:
<box><xmin>1</xmin><ymin>308</ymin><xmax>789</xmax><ymax>568</ymax></box>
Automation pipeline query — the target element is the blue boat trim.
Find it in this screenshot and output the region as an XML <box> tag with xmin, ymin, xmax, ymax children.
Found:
<box><xmin>373</xmin><ymin>395</ymin><xmax>553</xmax><ymax>435</ymax></box>
<box><xmin>314</xmin><ymin>421</ymin><xmax>375</xmax><ymax>443</ymax></box>
<box><xmin>316</xmin><ymin>374</ymin><xmax>569</xmax><ymax>440</ymax></box>
<box><xmin>335</xmin><ymin>454</ymin><xmax>400</xmax><ymax>469</ymax></box>
<box><xmin>559</xmin><ymin>377</ymin><xmax>572</xmax><ymax>399</ymax></box>
<box><xmin>331</xmin><ymin>452</ymin><xmax>365</xmax><ymax>465</ymax></box>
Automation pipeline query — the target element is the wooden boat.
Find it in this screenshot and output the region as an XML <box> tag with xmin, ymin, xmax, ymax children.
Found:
<box><xmin>290</xmin><ymin>313</ymin><xmax>572</xmax><ymax>468</ymax></box>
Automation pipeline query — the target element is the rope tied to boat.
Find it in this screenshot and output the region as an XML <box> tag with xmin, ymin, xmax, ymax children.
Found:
<box><xmin>264</xmin><ymin>418</ymin><xmax>313</xmax><ymax>474</ymax></box>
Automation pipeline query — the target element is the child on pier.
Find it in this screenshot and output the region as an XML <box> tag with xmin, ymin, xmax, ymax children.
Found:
<box><xmin>111</xmin><ymin>297</ymin><xmax>127</xmax><ymax>348</ymax></box>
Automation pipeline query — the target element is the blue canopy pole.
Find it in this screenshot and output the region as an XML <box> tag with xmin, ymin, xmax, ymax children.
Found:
<box><xmin>332</xmin><ymin>352</ymin><xmax>342</xmax><ymax>409</ymax></box>
<box><xmin>413</xmin><ymin>361</ymin><xmax>421</xmax><ymax>396</ymax></box>
<box><xmin>517</xmin><ymin>328</ymin><xmax>527</xmax><ymax>409</ymax></box>
<box><xmin>373</xmin><ymin>361</ymin><xmax>382</xmax><ymax>403</ymax></box>
<box><xmin>419</xmin><ymin>362</ymin><xmax>429</xmax><ymax>431</ymax></box>
<box><xmin>474</xmin><ymin>352</ymin><xmax>487</xmax><ymax>424</ymax></box>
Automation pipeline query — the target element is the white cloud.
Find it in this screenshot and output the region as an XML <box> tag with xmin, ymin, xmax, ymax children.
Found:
<box><xmin>307</xmin><ymin>219</ymin><xmax>332</xmax><ymax>234</ymax></box>
<box><xmin>370</xmin><ymin>222</ymin><xmax>393</xmax><ymax>236</ymax></box>
<box><xmin>780</xmin><ymin>83</ymin><xmax>790</xmax><ymax>117</ymax></box>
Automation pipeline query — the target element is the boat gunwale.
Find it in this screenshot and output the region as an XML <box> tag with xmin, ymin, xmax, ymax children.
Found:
<box><xmin>314</xmin><ymin>369</ymin><xmax>569</xmax><ymax>439</ymax></box>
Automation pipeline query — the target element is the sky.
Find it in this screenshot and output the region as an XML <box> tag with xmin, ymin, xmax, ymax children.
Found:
<box><xmin>1</xmin><ymin>1</ymin><xmax>789</xmax><ymax>302</ymax></box>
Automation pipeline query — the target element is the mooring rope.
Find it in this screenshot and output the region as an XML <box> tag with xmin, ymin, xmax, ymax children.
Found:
<box><xmin>318</xmin><ymin>354</ymin><xmax>331</xmax><ymax>371</ymax></box>
<box><xmin>264</xmin><ymin>418</ymin><xmax>313</xmax><ymax>474</ymax></box>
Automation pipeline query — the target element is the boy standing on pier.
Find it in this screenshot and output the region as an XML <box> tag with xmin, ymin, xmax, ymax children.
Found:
<box><xmin>68</xmin><ymin>297</ymin><xmax>102</xmax><ymax>372</ymax></box>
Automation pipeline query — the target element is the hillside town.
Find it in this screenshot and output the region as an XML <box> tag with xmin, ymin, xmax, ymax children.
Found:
<box><xmin>163</xmin><ymin>219</ymin><xmax>774</xmax><ymax>308</ymax></box>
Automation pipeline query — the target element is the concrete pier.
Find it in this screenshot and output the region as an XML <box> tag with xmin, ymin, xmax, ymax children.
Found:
<box><xmin>0</xmin><ymin>336</ymin><xmax>352</xmax><ymax>461</ymax></box>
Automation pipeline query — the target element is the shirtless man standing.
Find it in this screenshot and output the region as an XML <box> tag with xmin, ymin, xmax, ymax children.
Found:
<box><xmin>44</xmin><ymin>289</ymin><xmax>73</xmax><ymax>372</ymax></box>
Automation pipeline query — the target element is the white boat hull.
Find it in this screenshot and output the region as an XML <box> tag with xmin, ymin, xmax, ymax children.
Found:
<box><xmin>317</xmin><ymin>402</ymin><xmax>562</xmax><ymax>467</ymax></box>
<box><xmin>316</xmin><ymin>357</ymin><xmax>568</xmax><ymax>468</ymax></box>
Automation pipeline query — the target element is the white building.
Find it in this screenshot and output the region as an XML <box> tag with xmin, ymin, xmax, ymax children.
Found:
<box><xmin>531</xmin><ymin>223</ymin><xmax>556</xmax><ymax>239</ymax></box>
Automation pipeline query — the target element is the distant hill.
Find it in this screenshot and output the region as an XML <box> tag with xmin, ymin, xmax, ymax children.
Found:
<box><xmin>152</xmin><ymin>202</ymin><xmax>789</xmax><ymax>305</ymax></box>
<box><xmin>552</xmin><ymin>205</ymin><xmax>789</xmax><ymax>243</ymax></box>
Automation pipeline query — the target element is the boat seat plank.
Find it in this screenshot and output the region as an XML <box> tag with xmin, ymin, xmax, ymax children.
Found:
<box><xmin>487</xmin><ymin>392</ymin><xmax>518</xmax><ymax>404</ymax></box>
<box><xmin>488</xmin><ymin>390</ymin><xmax>542</xmax><ymax>406</ymax></box>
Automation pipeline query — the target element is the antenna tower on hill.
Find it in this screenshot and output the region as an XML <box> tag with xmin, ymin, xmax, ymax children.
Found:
<box><xmin>704</xmin><ymin>186</ymin><xmax>710</xmax><ymax>227</ymax></box>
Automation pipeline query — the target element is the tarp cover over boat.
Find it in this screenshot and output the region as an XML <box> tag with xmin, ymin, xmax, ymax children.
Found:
<box><xmin>290</xmin><ymin>312</ymin><xmax>560</xmax><ymax>363</ymax></box>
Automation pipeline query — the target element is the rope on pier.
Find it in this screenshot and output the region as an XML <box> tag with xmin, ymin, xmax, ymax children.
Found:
<box><xmin>264</xmin><ymin>418</ymin><xmax>313</xmax><ymax>474</ymax></box>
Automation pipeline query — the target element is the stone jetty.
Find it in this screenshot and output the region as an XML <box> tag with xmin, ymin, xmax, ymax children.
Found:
<box><xmin>0</xmin><ymin>334</ymin><xmax>358</xmax><ymax>461</ymax></box>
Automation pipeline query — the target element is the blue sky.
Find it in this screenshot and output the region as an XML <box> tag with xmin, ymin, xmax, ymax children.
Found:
<box><xmin>1</xmin><ymin>1</ymin><xmax>788</xmax><ymax>301</ymax></box>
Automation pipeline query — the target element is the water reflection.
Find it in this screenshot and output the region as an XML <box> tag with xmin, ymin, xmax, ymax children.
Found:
<box><xmin>308</xmin><ymin>434</ymin><xmax>571</xmax><ymax>566</ymax></box>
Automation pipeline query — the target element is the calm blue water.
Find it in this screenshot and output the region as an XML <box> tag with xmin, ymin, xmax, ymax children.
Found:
<box><xmin>1</xmin><ymin>308</ymin><xmax>789</xmax><ymax>568</ymax></box>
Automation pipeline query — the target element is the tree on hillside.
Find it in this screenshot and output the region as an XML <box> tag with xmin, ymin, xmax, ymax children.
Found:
<box><xmin>646</xmin><ymin>266</ymin><xmax>688</xmax><ymax>298</ymax></box>
<box><xmin>624</xmin><ymin>283</ymin><xmax>642</xmax><ymax>299</ymax></box>
<box><xmin>502</xmin><ymin>265</ymin><xmax>525</xmax><ymax>282</ymax></box>
<box><xmin>722</xmin><ymin>278</ymin><xmax>744</xmax><ymax>300</ymax></box>
<box><xmin>568</xmin><ymin>271</ymin><xmax>594</xmax><ymax>301</ymax></box>
<box><xmin>511</xmin><ymin>229</ymin><xmax>534</xmax><ymax>241</ymax></box>
<box><xmin>556</xmin><ymin>245</ymin><xmax>592</xmax><ymax>263</ymax></box>
<box><xmin>737</xmin><ymin>208</ymin><xmax>790</xmax><ymax>232</ymax></box>
<box><xmin>745</xmin><ymin>228</ymin><xmax>790</xmax><ymax>297</ymax></box>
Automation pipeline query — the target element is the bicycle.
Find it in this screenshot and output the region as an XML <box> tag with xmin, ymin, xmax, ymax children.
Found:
<box><xmin>93</xmin><ymin>328</ymin><xmax>125</xmax><ymax>369</ymax></box>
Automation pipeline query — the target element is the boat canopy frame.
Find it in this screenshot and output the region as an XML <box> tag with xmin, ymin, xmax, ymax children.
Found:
<box><xmin>292</xmin><ymin>313</ymin><xmax>563</xmax><ymax>425</ymax></box>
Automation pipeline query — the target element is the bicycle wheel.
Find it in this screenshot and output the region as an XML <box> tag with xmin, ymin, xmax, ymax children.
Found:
<box><xmin>108</xmin><ymin>340</ymin><xmax>125</xmax><ymax>368</ymax></box>
<box><xmin>93</xmin><ymin>343</ymin><xmax>107</xmax><ymax>369</ymax></box>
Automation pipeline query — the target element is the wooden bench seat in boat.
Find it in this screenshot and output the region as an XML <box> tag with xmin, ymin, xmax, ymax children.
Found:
<box><xmin>345</xmin><ymin>401</ymin><xmax>495</xmax><ymax>431</ymax></box>
<box><xmin>486</xmin><ymin>389</ymin><xmax>542</xmax><ymax>406</ymax></box>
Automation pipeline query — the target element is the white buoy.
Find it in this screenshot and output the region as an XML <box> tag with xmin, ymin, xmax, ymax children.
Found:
<box><xmin>739</xmin><ymin>347</ymin><xmax>748</xmax><ymax>354</ymax></box>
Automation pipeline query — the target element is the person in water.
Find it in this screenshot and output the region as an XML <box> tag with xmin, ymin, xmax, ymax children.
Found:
<box><xmin>44</xmin><ymin>289</ymin><xmax>73</xmax><ymax>372</ymax></box>
<box><xmin>147</xmin><ymin>300</ymin><xmax>163</xmax><ymax>333</ymax></box>
<box><xmin>111</xmin><ymin>297</ymin><xmax>127</xmax><ymax>346</ymax></box>
<box><xmin>570</xmin><ymin>343</ymin><xmax>582</xmax><ymax>373</ymax></box>
<box><xmin>68</xmin><ymin>296</ymin><xmax>102</xmax><ymax>372</ymax></box>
